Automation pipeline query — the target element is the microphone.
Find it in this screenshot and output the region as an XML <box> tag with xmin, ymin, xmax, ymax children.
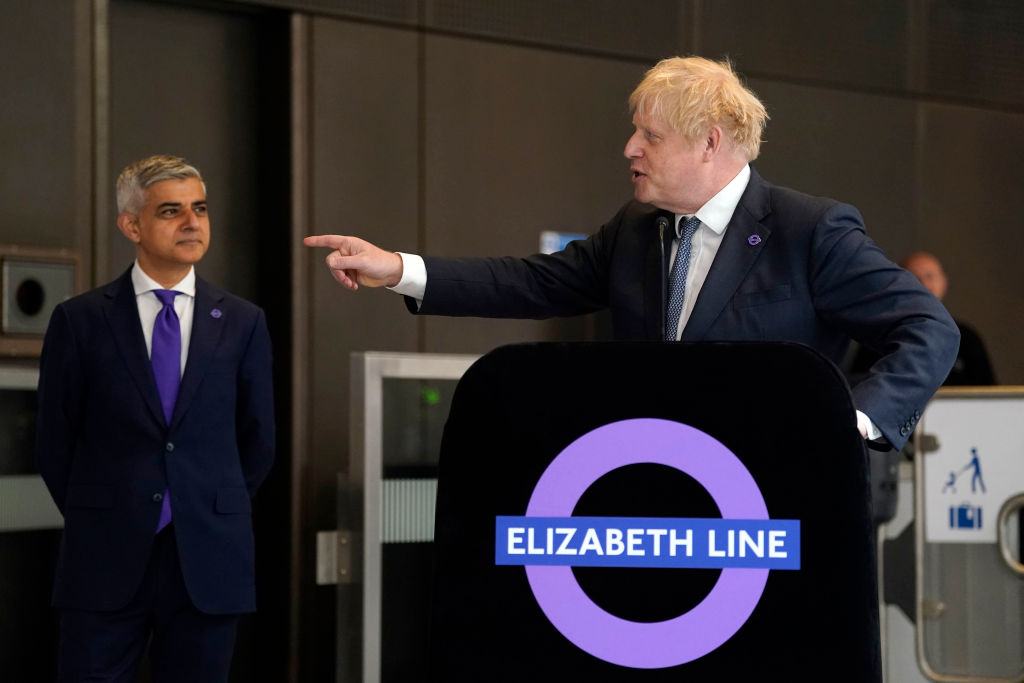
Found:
<box><xmin>656</xmin><ymin>216</ymin><xmax>670</xmax><ymax>341</ymax></box>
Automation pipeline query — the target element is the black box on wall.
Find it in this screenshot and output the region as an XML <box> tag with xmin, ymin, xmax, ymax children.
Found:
<box><xmin>0</xmin><ymin>246</ymin><xmax>79</xmax><ymax>357</ymax></box>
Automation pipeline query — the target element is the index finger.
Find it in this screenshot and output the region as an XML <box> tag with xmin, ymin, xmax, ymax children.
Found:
<box><xmin>303</xmin><ymin>234</ymin><xmax>351</xmax><ymax>249</ymax></box>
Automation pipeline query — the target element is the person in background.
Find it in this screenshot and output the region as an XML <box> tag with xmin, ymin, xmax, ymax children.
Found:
<box><xmin>36</xmin><ymin>155</ymin><xmax>275</xmax><ymax>682</ymax></box>
<box><xmin>900</xmin><ymin>250</ymin><xmax>996</xmax><ymax>385</ymax></box>
<box><xmin>304</xmin><ymin>56</ymin><xmax>959</xmax><ymax>454</ymax></box>
<box><xmin>848</xmin><ymin>250</ymin><xmax>995</xmax><ymax>386</ymax></box>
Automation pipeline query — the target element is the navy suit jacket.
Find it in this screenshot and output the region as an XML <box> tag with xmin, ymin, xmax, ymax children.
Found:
<box><xmin>412</xmin><ymin>168</ymin><xmax>959</xmax><ymax>451</ymax></box>
<box><xmin>36</xmin><ymin>268</ymin><xmax>275</xmax><ymax>614</ymax></box>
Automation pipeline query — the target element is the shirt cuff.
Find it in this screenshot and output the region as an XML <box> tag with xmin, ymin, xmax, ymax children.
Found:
<box><xmin>388</xmin><ymin>252</ymin><xmax>426</xmax><ymax>305</ymax></box>
<box><xmin>855</xmin><ymin>410</ymin><xmax>883</xmax><ymax>441</ymax></box>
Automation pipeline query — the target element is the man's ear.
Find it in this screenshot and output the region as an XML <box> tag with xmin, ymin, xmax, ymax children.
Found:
<box><xmin>116</xmin><ymin>212</ymin><xmax>141</xmax><ymax>243</ymax></box>
<box><xmin>702</xmin><ymin>126</ymin><xmax>724</xmax><ymax>159</ymax></box>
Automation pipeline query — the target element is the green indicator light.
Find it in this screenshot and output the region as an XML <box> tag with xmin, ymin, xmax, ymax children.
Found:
<box><xmin>420</xmin><ymin>387</ymin><xmax>441</xmax><ymax>405</ymax></box>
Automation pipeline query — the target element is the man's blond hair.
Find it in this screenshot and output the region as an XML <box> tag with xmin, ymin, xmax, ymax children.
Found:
<box><xmin>629</xmin><ymin>56</ymin><xmax>768</xmax><ymax>161</ymax></box>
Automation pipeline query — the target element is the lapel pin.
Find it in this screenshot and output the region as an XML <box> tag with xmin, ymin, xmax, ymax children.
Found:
<box><xmin>210</xmin><ymin>308</ymin><xmax>222</xmax><ymax>319</ymax></box>
<box><xmin>747</xmin><ymin>234</ymin><xmax>761</xmax><ymax>246</ymax></box>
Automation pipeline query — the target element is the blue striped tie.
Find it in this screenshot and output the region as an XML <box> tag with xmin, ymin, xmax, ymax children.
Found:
<box><xmin>665</xmin><ymin>216</ymin><xmax>701</xmax><ymax>340</ymax></box>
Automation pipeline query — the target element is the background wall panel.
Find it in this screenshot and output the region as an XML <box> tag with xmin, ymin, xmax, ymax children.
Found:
<box><xmin>238</xmin><ymin>0</ymin><xmax>685</xmax><ymax>59</ymax></box>
<box><xmin>750</xmin><ymin>79</ymin><xmax>919</xmax><ymax>260</ymax></box>
<box><xmin>0</xmin><ymin>0</ymin><xmax>77</xmax><ymax>249</ymax></box>
<box><xmin>917</xmin><ymin>103</ymin><xmax>1024</xmax><ymax>384</ymax></box>
<box><xmin>926</xmin><ymin>0</ymin><xmax>1024</xmax><ymax>108</ymax></box>
<box><xmin>426</xmin><ymin>0</ymin><xmax>684</xmax><ymax>59</ymax></box>
<box><xmin>421</xmin><ymin>35</ymin><xmax>646</xmax><ymax>352</ymax></box>
<box><xmin>701</xmin><ymin>0</ymin><xmax>911</xmax><ymax>91</ymax></box>
<box><xmin>306</xmin><ymin>17</ymin><xmax>420</xmax><ymax>680</ymax></box>
<box><xmin>308</xmin><ymin>17</ymin><xmax>420</xmax><ymax>515</ymax></box>
<box><xmin>108</xmin><ymin>0</ymin><xmax>264</xmax><ymax>299</ymax></box>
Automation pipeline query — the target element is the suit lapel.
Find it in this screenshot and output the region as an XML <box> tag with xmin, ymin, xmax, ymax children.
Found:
<box><xmin>171</xmin><ymin>278</ymin><xmax>225</xmax><ymax>429</ymax></box>
<box><xmin>682</xmin><ymin>169</ymin><xmax>772</xmax><ymax>341</ymax></box>
<box><xmin>104</xmin><ymin>269</ymin><xmax>167</xmax><ymax>427</ymax></box>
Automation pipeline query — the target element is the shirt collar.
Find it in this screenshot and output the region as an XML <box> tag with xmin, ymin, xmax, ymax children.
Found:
<box><xmin>675</xmin><ymin>163</ymin><xmax>751</xmax><ymax>236</ymax></box>
<box><xmin>131</xmin><ymin>260</ymin><xmax>196</xmax><ymax>297</ymax></box>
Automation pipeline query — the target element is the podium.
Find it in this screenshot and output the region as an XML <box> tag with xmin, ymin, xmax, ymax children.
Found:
<box><xmin>430</xmin><ymin>342</ymin><xmax>881</xmax><ymax>681</ymax></box>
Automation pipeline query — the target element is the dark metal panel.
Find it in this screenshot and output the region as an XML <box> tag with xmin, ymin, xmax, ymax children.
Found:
<box><xmin>425</xmin><ymin>0</ymin><xmax>685</xmax><ymax>60</ymax></box>
<box><xmin>421</xmin><ymin>35</ymin><xmax>645</xmax><ymax>353</ymax></box>
<box><xmin>228</xmin><ymin>0</ymin><xmax>685</xmax><ymax>60</ymax></box>
<box><xmin>232</xmin><ymin>0</ymin><xmax>419</xmax><ymax>25</ymax></box>
<box><xmin>925</xmin><ymin>0</ymin><xmax>1024</xmax><ymax>108</ymax></box>
<box><xmin>700</xmin><ymin>0</ymin><xmax>912</xmax><ymax>92</ymax></box>
<box><xmin>308</xmin><ymin>17</ymin><xmax>419</xmax><ymax>469</ymax></box>
<box><xmin>749</xmin><ymin>78</ymin><xmax>919</xmax><ymax>261</ymax></box>
<box><xmin>306</xmin><ymin>18</ymin><xmax>420</xmax><ymax>680</ymax></box>
<box><xmin>0</xmin><ymin>0</ymin><xmax>77</xmax><ymax>249</ymax></box>
<box><xmin>916</xmin><ymin>103</ymin><xmax>1024</xmax><ymax>385</ymax></box>
<box><xmin>108</xmin><ymin>0</ymin><xmax>264</xmax><ymax>300</ymax></box>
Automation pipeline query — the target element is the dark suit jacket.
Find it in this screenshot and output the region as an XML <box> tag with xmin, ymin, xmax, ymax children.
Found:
<box><xmin>412</xmin><ymin>168</ymin><xmax>959</xmax><ymax>451</ymax></box>
<box><xmin>35</xmin><ymin>268</ymin><xmax>275</xmax><ymax>615</ymax></box>
<box><xmin>849</xmin><ymin>318</ymin><xmax>996</xmax><ymax>387</ymax></box>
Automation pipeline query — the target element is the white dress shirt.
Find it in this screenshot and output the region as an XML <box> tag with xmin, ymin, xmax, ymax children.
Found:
<box><xmin>131</xmin><ymin>261</ymin><xmax>195</xmax><ymax>376</ymax></box>
<box><xmin>667</xmin><ymin>164</ymin><xmax>750</xmax><ymax>339</ymax></box>
<box><xmin>391</xmin><ymin>251</ymin><xmax>428</xmax><ymax>301</ymax></box>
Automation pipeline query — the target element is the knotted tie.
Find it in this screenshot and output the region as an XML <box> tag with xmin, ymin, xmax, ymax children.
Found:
<box><xmin>151</xmin><ymin>289</ymin><xmax>180</xmax><ymax>532</ymax></box>
<box><xmin>665</xmin><ymin>216</ymin><xmax>701</xmax><ymax>340</ymax></box>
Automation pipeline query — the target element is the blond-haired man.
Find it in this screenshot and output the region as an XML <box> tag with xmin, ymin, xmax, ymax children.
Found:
<box><xmin>305</xmin><ymin>56</ymin><xmax>957</xmax><ymax>452</ymax></box>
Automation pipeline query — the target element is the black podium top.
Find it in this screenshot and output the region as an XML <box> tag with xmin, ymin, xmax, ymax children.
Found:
<box><xmin>430</xmin><ymin>342</ymin><xmax>880</xmax><ymax>682</ymax></box>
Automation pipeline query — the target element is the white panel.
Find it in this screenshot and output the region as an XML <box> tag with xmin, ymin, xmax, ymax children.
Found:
<box><xmin>920</xmin><ymin>397</ymin><xmax>1024</xmax><ymax>543</ymax></box>
<box><xmin>0</xmin><ymin>475</ymin><xmax>63</xmax><ymax>532</ymax></box>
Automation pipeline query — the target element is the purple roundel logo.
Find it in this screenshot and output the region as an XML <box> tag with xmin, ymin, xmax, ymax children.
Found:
<box><xmin>501</xmin><ymin>418</ymin><xmax>790</xmax><ymax>669</ymax></box>
<box><xmin>747</xmin><ymin>234</ymin><xmax>762</xmax><ymax>246</ymax></box>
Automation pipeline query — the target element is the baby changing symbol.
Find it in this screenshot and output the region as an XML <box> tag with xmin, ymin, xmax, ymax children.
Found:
<box><xmin>941</xmin><ymin>447</ymin><xmax>986</xmax><ymax>495</ymax></box>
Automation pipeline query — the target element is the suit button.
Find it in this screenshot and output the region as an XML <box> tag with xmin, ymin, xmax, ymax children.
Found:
<box><xmin>153</xmin><ymin>492</ymin><xmax>163</xmax><ymax>502</ymax></box>
<box><xmin>166</xmin><ymin>442</ymin><xmax>174</xmax><ymax>452</ymax></box>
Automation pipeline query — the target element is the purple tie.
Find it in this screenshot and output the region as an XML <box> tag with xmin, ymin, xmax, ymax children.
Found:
<box><xmin>151</xmin><ymin>289</ymin><xmax>180</xmax><ymax>532</ymax></box>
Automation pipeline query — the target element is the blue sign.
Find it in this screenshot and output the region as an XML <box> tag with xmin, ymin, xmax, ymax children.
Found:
<box><xmin>496</xmin><ymin>516</ymin><xmax>799</xmax><ymax>569</ymax></box>
<box><xmin>949</xmin><ymin>504</ymin><xmax>983</xmax><ymax>529</ymax></box>
<box><xmin>539</xmin><ymin>231</ymin><xmax>587</xmax><ymax>254</ymax></box>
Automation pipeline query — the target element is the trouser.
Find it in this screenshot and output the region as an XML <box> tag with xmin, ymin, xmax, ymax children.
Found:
<box><xmin>57</xmin><ymin>524</ymin><xmax>242</xmax><ymax>683</ymax></box>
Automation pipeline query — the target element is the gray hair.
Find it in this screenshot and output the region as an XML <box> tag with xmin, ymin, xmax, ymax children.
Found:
<box><xmin>116</xmin><ymin>155</ymin><xmax>204</xmax><ymax>214</ymax></box>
